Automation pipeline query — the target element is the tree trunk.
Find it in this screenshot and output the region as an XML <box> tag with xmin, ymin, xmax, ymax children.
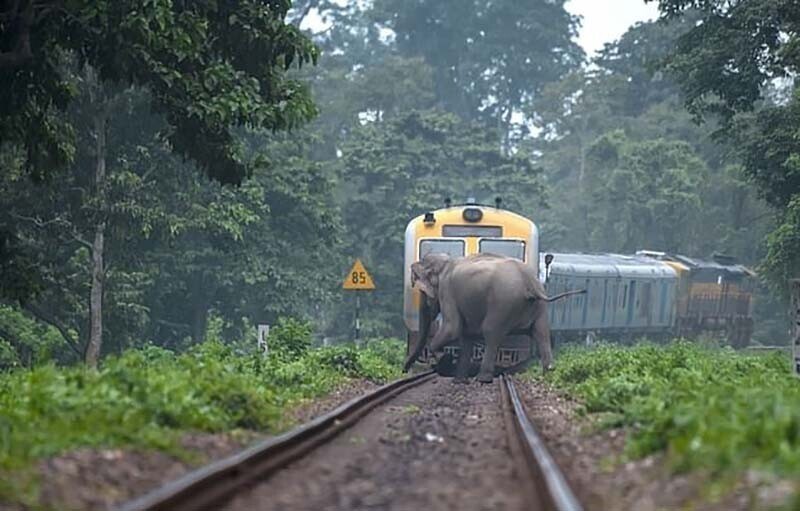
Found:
<box><xmin>577</xmin><ymin>132</ymin><xmax>590</xmax><ymax>247</ymax></box>
<box><xmin>791</xmin><ymin>279</ymin><xmax>800</xmax><ymax>378</ymax></box>
<box><xmin>191</xmin><ymin>300</ymin><xmax>209</xmax><ymax>345</ymax></box>
<box><xmin>84</xmin><ymin>101</ymin><xmax>108</xmax><ymax>367</ymax></box>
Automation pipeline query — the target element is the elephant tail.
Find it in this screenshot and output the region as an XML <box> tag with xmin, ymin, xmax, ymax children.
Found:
<box><xmin>543</xmin><ymin>289</ymin><xmax>586</xmax><ymax>302</ymax></box>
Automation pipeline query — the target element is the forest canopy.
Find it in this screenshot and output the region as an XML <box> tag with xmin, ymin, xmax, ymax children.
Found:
<box><xmin>0</xmin><ymin>0</ymin><xmax>796</xmax><ymax>367</ymax></box>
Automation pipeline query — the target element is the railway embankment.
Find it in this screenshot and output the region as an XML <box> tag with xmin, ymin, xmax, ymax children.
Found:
<box><xmin>0</xmin><ymin>319</ymin><xmax>402</xmax><ymax>511</ymax></box>
<box><xmin>521</xmin><ymin>341</ymin><xmax>800</xmax><ymax>510</ymax></box>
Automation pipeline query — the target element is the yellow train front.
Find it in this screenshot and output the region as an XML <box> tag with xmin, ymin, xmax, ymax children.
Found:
<box><xmin>403</xmin><ymin>199</ymin><xmax>539</xmax><ymax>369</ymax></box>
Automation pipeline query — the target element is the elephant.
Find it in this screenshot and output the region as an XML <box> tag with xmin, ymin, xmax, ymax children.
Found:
<box><xmin>403</xmin><ymin>252</ymin><xmax>585</xmax><ymax>383</ymax></box>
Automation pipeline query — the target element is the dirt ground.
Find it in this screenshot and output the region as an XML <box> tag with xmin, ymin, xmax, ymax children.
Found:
<box><xmin>513</xmin><ymin>377</ymin><xmax>797</xmax><ymax>511</ymax></box>
<box><xmin>224</xmin><ymin>376</ymin><xmax>531</xmax><ymax>511</ymax></box>
<box><xmin>0</xmin><ymin>379</ymin><xmax>378</xmax><ymax>511</ymax></box>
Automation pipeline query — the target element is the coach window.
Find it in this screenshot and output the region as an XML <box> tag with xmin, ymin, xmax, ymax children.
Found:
<box><xmin>419</xmin><ymin>239</ymin><xmax>465</xmax><ymax>259</ymax></box>
<box><xmin>479</xmin><ymin>239</ymin><xmax>525</xmax><ymax>261</ymax></box>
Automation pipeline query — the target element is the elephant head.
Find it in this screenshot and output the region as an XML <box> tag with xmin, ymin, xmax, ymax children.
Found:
<box><xmin>403</xmin><ymin>253</ymin><xmax>451</xmax><ymax>371</ymax></box>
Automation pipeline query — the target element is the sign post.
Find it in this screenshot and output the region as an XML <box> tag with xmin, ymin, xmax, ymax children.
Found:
<box><xmin>343</xmin><ymin>259</ymin><xmax>376</xmax><ymax>343</ymax></box>
<box><xmin>792</xmin><ymin>279</ymin><xmax>800</xmax><ymax>377</ymax></box>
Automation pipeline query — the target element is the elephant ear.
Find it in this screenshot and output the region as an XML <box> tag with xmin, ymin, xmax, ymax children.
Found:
<box><xmin>411</xmin><ymin>261</ymin><xmax>436</xmax><ymax>299</ymax></box>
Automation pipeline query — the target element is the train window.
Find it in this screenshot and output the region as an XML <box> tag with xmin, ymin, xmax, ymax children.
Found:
<box><xmin>443</xmin><ymin>225</ymin><xmax>503</xmax><ymax>237</ymax></box>
<box><xmin>479</xmin><ymin>239</ymin><xmax>525</xmax><ymax>261</ymax></box>
<box><xmin>419</xmin><ymin>239</ymin><xmax>465</xmax><ymax>258</ymax></box>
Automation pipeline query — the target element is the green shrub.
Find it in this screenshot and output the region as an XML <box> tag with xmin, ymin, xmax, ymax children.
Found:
<box><xmin>540</xmin><ymin>342</ymin><xmax>800</xmax><ymax>481</ymax></box>
<box><xmin>268</xmin><ymin>317</ymin><xmax>313</xmax><ymax>362</ymax></box>
<box><xmin>0</xmin><ymin>320</ymin><xmax>403</xmax><ymax>503</ymax></box>
<box><xmin>0</xmin><ymin>305</ymin><xmax>68</xmax><ymax>369</ymax></box>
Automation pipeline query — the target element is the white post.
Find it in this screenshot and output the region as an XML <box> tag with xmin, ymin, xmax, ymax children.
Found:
<box><xmin>257</xmin><ymin>324</ymin><xmax>270</xmax><ymax>356</ymax></box>
<box><xmin>791</xmin><ymin>280</ymin><xmax>800</xmax><ymax>377</ymax></box>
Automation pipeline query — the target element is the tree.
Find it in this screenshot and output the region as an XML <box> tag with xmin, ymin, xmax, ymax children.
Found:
<box><xmin>142</xmin><ymin>132</ymin><xmax>343</xmax><ymax>349</ymax></box>
<box><xmin>0</xmin><ymin>0</ymin><xmax>318</xmax><ymax>184</ymax></box>
<box><xmin>0</xmin><ymin>1</ymin><xmax>322</xmax><ymax>307</ymax></box>
<box><xmin>372</xmin><ymin>0</ymin><xmax>583</xmax><ymax>139</ymax></box>
<box><xmin>585</xmin><ymin>131</ymin><xmax>706</xmax><ymax>253</ymax></box>
<box><xmin>531</xmin><ymin>15</ymin><xmax>771</xmax><ymax>263</ymax></box>
<box><xmin>653</xmin><ymin>0</ymin><xmax>800</xmax><ymax>291</ymax></box>
<box><xmin>332</xmin><ymin>109</ymin><xmax>547</xmax><ymax>336</ymax></box>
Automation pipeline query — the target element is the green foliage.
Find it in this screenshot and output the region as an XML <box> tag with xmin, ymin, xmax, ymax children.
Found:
<box><xmin>331</xmin><ymin>109</ymin><xmax>547</xmax><ymax>336</ymax></box>
<box><xmin>532</xmin><ymin>15</ymin><xmax>771</xmax><ymax>262</ymax></box>
<box><xmin>0</xmin><ymin>0</ymin><xmax>319</xmax><ymax>185</ymax></box>
<box><xmin>372</xmin><ymin>0</ymin><xmax>583</xmax><ymax>130</ymax></box>
<box><xmin>542</xmin><ymin>343</ymin><xmax>800</xmax><ymax>478</ymax></box>
<box><xmin>0</xmin><ymin>306</ymin><xmax>67</xmax><ymax>369</ymax></box>
<box><xmin>0</xmin><ymin>321</ymin><xmax>402</xmax><ymax>501</ymax></box>
<box><xmin>654</xmin><ymin>0</ymin><xmax>800</xmax><ymax>292</ymax></box>
<box><xmin>585</xmin><ymin>131</ymin><xmax>706</xmax><ymax>253</ymax></box>
<box><xmin>308</xmin><ymin>339</ymin><xmax>402</xmax><ymax>383</ymax></box>
<box><xmin>268</xmin><ymin>317</ymin><xmax>313</xmax><ymax>362</ymax></box>
<box><xmin>762</xmin><ymin>197</ymin><xmax>800</xmax><ymax>296</ymax></box>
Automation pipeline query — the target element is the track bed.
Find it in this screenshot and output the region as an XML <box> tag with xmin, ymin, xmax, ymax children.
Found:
<box><xmin>223</xmin><ymin>376</ymin><xmax>526</xmax><ymax>511</ymax></box>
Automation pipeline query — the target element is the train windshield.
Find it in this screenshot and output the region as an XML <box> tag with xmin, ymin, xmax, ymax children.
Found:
<box><xmin>479</xmin><ymin>239</ymin><xmax>525</xmax><ymax>261</ymax></box>
<box><xmin>419</xmin><ymin>239</ymin><xmax>465</xmax><ymax>258</ymax></box>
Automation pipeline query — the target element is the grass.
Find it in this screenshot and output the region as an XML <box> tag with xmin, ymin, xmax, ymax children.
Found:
<box><xmin>0</xmin><ymin>318</ymin><xmax>404</xmax><ymax>504</ymax></box>
<box><xmin>538</xmin><ymin>341</ymin><xmax>800</xmax><ymax>499</ymax></box>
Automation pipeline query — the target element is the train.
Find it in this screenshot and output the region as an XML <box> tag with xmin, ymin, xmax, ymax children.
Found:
<box><xmin>403</xmin><ymin>200</ymin><xmax>756</xmax><ymax>370</ymax></box>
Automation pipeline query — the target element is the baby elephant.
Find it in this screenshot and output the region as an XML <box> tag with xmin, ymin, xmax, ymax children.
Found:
<box><xmin>404</xmin><ymin>253</ymin><xmax>583</xmax><ymax>383</ymax></box>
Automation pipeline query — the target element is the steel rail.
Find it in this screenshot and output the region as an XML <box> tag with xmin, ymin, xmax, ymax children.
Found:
<box><xmin>501</xmin><ymin>375</ymin><xmax>584</xmax><ymax>511</ymax></box>
<box><xmin>116</xmin><ymin>370</ymin><xmax>436</xmax><ymax>511</ymax></box>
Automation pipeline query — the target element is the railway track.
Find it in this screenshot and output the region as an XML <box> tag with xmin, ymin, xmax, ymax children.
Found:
<box><xmin>117</xmin><ymin>372</ymin><xmax>583</xmax><ymax>511</ymax></box>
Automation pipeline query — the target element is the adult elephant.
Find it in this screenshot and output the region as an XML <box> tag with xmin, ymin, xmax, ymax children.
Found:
<box><xmin>403</xmin><ymin>253</ymin><xmax>584</xmax><ymax>383</ymax></box>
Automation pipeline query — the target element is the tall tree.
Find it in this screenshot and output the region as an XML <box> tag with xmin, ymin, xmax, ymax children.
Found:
<box><xmin>332</xmin><ymin>109</ymin><xmax>547</xmax><ymax>336</ymax></box>
<box><xmin>372</xmin><ymin>0</ymin><xmax>583</xmax><ymax>139</ymax></box>
<box><xmin>0</xmin><ymin>0</ymin><xmax>318</xmax><ymax>184</ymax></box>
<box><xmin>653</xmin><ymin>0</ymin><xmax>800</xmax><ymax>291</ymax></box>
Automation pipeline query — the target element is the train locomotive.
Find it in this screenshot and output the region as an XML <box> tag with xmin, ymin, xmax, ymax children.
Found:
<box><xmin>403</xmin><ymin>200</ymin><xmax>756</xmax><ymax>370</ymax></box>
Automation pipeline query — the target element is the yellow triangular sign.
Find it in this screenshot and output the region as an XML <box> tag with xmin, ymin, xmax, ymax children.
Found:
<box><xmin>343</xmin><ymin>259</ymin><xmax>376</xmax><ymax>290</ymax></box>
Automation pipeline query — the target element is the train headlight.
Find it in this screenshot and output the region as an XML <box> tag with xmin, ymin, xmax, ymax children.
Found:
<box><xmin>462</xmin><ymin>207</ymin><xmax>483</xmax><ymax>223</ymax></box>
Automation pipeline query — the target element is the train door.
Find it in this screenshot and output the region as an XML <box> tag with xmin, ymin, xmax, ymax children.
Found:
<box><xmin>626</xmin><ymin>281</ymin><xmax>636</xmax><ymax>326</ymax></box>
<box><xmin>581</xmin><ymin>278</ymin><xmax>590</xmax><ymax>327</ymax></box>
<box><xmin>641</xmin><ymin>282</ymin><xmax>653</xmax><ymax>327</ymax></box>
<box><xmin>659</xmin><ymin>281</ymin><xmax>669</xmax><ymax>325</ymax></box>
<box><xmin>601</xmin><ymin>279</ymin><xmax>609</xmax><ymax>326</ymax></box>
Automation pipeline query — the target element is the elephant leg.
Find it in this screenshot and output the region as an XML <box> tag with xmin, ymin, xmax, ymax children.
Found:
<box><xmin>532</xmin><ymin>301</ymin><xmax>554</xmax><ymax>371</ymax></box>
<box><xmin>403</xmin><ymin>302</ymin><xmax>438</xmax><ymax>372</ymax></box>
<box><xmin>454</xmin><ymin>338</ymin><xmax>474</xmax><ymax>383</ymax></box>
<box><xmin>477</xmin><ymin>331</ymin><xmax>503</xmax><ymax>383</ymax></box>
<box><xmin>428</xmin><ymin>303</ymin><xmax>462</xmax><ymax>356</ymax></box>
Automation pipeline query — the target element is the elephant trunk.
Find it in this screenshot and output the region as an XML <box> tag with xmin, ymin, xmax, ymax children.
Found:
<box><xmin>403</xmin><ymin>301</ymin><xmax>437</xmax><ymax>372</ymax></box>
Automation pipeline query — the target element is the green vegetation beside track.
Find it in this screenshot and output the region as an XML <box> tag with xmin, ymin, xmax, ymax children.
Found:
<box><xmin>0</xmin><ymin>318</ymin><xmax>404</xmax><ymax>503</ymax></box>
<box><xmin>539</xmin><ymin>342</ymin><xmax>800</xmax><ymax>503</ymax></box>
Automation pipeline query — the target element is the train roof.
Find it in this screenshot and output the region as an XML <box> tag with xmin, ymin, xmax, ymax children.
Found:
<box><xmin>668</xmin><ymin>254</ymin><xmax>754</xmax><ymax>277</ymax></box>
<box><xmin>539</xmin><ymin>252</ymin><xmax>677</xmax><ymax>279</ymax></box>
<box><xmin>407</xmin><ymin>204</ymin><xmax>535</xmax><ymax>226</ymax></box>
<box><xmin>635</xmin><ymin>250</ymin><xmax>756</xmax><ymax>277</ymax></box>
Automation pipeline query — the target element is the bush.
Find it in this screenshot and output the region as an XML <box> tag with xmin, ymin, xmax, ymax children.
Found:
<box><xmin>0</xmin><ymin>305</ymin><xmax>69</xmax><ymax>369</ymax></box>
<box><xmin>0</xmin><ymin>320</ymin><xmax>403</xmax><ymax>503</ymax></box>
<box><xmin>540</xmin><ymin>342</ymin><xmax>800</xmax><ymax>480</ymax></box>
<box><xmin>268</xmin><ymin>317</ymin><xmax>313</xmax><ymax>362</ymax></box>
